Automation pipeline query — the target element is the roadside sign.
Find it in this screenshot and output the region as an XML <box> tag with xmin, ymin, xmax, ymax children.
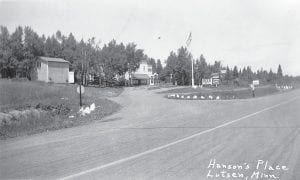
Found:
<box><xmin>77</xmin><ymin>85</ymin><xmax>84</xmax><ymax>94</ymax></box>
<box><xmin>212</xmin><ymin>78</ymin><xmax>220</xmax><ymax>85</ymax></box>
<box><xmin>202</xmin><ymin>78</ymin><xmax>212</xmax><ymax>85</ymax></box>
<box><xmin>68</xmin><ymin>72</ymin><xmax>74</xmax><ymax>83</ymax></box>
<box><xmin>211</xmin><ymin>73</ymin><xmax>219</xmax><ymax>79</ymax></box>
<box><xmin>253</xmin><ymin>80</ymin><xmax>259</xmax><ymax>86</ymax></box>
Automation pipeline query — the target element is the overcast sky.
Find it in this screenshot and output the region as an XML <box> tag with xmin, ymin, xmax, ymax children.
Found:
<box><xmin>0</xmin><ymin>0</ymin><xmax>299</xmax><ymax>75</ymax></box>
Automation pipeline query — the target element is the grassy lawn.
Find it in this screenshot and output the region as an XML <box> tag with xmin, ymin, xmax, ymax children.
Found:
<box><xmin>0</xmin><ymin>79</ymin><xmax>123</xmax><ymax>139</ymax></box>
<box><xmin>160</xmin><ymin>85</ymin><xmax>281</xmax><ymax>99</ymax></box>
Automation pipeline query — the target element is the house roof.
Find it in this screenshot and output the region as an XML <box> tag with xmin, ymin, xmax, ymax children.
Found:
<box><xmin>39</xmin><ymin>56</ymin><xmax>70</xmax><ymax>63</ymax></box>
<box><xmin>140</xmin><ymin>60</ymin><xmax>152</xmax><ymax>66</ymax></box>
<box><xmin>132</xmin><ymin>74</ymin><xmax>150</xmax><ymax>80</ymax></box>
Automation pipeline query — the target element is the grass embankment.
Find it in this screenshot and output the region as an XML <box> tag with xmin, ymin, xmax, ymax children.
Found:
<box><xmin>0</xmin><ymin>79</ymin><xmax>123</xmax><ymax>139</ymax></box>
<box><xmin>160</xmin><ymin>85</ymin><xmax>280</xmax><ymax>100</ymax></box>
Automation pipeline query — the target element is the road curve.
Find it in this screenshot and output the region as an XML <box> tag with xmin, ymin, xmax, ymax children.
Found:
<box><xmin>1</xmin><ymin>87</ymin><xmax>299</xmax><ymax>179</ymax></box>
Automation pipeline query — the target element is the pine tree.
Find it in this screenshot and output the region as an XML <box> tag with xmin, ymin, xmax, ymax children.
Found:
<box><xmin>277</xmin><ymin>64</ymin><xmax>283</xmax><ymax>84</ymax></box>
<box><xmin>277</xmin><ymin>65</ymin><xmax>282</xmax><ymax>76</ymax></box>
<box><xmin>233</xmin><ymin>66</ymin><xmax>239</xmax><ymax>79</ymax></box>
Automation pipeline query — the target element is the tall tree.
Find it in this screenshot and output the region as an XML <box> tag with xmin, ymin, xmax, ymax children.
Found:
<box><xmin>165</xmin><ymin>47</ymin><xmax>192</xmax><ymax>85</ymax></box>
<box><xmin>164</xmin><ymin>51</ymin><xmax>177</xmax><ymax>83</ymax></box>
<box><xmin>125</xmin><ymin>43</ymin><xmax>144</xmax><ymax>72</ymax></box>
<box><xmin>212</xmin><ymin>61</ymin><xmax>222</xmax><ymax>73</ymax></box>
<box><xmin>224</xmin><ymin>66</ymin><xmax>232</xmax><ymax>84</ymax></box>
<box><xmin>267</xmin><ymin>69</ymin><xmax>276</xmax><ymax>83</ymax></box>
<box><xmin>9</xmin><ymin>26</ymin><xmax>24</xmax><ymax>77</ymax></box>
<box><xmin>277</xmin><ymin>64</ymin><xmax>283</xmax><ymax>77</ymax></box>
<box><xmin>195</xmin><ymin>54</ymin><xmax>209</xmax><ymax>85</ymax></box>
<box><xmin>23</xmin><ymin>26</ymin><xmax>44</xmax><ymax>80</ymax></box>
<box><xmin>246</xmin><ymin>66</ymin><xmax>253</xmax><ymax>83</ymax></box>
<box><xmin>233</xmin><ymin>66</ymin><xmax>239</xmax><ymax>79</ymax></box>
<box><xmin>148</xmin><ymin>58</ymin><xmax>156</xmax><ymax>73</ymax></box>
<box><xmin>156</xmin><ymin>59</ymin><xmax>163</xmax><ymax>75</ymax></box>
<box><xmin>62</xmin><ymin>33</ymin><xmax>77</xmax><ymax>70</ymax></box>
<box><xmin>101</xmin><ymin>40</ymin><xmax>128</xmax><ymax>83</ymax></box>
<box><xmin>0</xmin><ymin>26</ymin><xmax>13</xmax><ymax>78</ymax></box>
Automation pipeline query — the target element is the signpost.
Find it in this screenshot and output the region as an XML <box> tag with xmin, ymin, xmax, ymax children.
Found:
<box><xmin>212</xmin><ymin>78</ymin><xmax>220</xmax><ymax>86</ymax></box>
<box><xmin>211</xmin><ymin>73</ymin><xmax>220</xmax><ymax>87</ymax></box>
<box><xmin>77</xmin><ymin>85</ymin><xmax>84</xmax><ymax>107</ymax></box>
<box><xmin>202</xmin><ymin>78</ymin><xmax>212</xmax><ymax>85</ymax></box>
<box><xmin>251</xmin><ymin>80</ymin><xmax>259</xmax><ymax>98</ymax></box>
<box><xmin>253</xmin><ymin>80</ymin><xmax>259</xmax><ymax>86</ymax></box>
<box><xmin>250</xmin><ymin>84</ymin><xmax>255</xmax><ymax>97</ymax></box>
<box><xmin>77</xmin><ymin>85</ymin><xmax>85</xmax><ymax>94</ymax></box>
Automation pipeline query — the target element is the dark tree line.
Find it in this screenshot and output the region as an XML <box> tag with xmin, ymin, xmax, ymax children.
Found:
<box><xmin>163</xmin><ymin>46</ymin><xmax>293</xmax><ymax>86</ymax></box>
<box><xmin>1</xmin><ymin>26</ymin><xmax>297</xmax><ymax>87</ymax></box>
<box><xmin>0</xmin><ymin>26</ymin><xmax>163</xmax><ymax>85</ymax></box>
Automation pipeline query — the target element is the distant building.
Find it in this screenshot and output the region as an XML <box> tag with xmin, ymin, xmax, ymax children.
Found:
<box><xmin>125</xmin><ymin>60</ymin><xmax>158</xmax><ymax>85</ymax></box>
<box><xmin>36</xmin><ymin>56</ymin><xmax>70</xmax><ymax>83</ymax></box>
<box><xmin>210</xmin><ymin>70</ymin><xmax>227</xmax><ymax>86</ymax></box>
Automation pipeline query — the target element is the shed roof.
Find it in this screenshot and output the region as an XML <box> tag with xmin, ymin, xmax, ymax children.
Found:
<box><xmin>39</xmin><ymin>56</ymin><xmax>70</xmax><ymax>63</ymax></box>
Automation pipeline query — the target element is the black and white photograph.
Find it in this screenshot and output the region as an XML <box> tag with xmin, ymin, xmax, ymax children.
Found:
<box><xmin>0</xmin><ymin>0</ymin><xmax>300</xmax><ymax>179</ymax></box>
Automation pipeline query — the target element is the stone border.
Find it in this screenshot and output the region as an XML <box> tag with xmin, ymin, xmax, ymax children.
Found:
<box><xmin>167</xmin><ymin>85</ymin><xmax>294</xmax><ymax>100</ymax></box>
<box><xmin>167</xmin><ymin>94</ymin><xmax>223</xmax><ymax>100</ymax></box>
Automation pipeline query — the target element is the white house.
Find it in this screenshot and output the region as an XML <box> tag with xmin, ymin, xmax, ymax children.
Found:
<box><xmin>125</xmin><ymin>60</ymin><xmax>158</xmax><ymax>85</ymax></box>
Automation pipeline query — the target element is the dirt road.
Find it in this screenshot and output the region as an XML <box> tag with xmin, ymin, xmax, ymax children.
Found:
<box><xmin>1</xmin><ymin>86</ymin><xmax>299</xmax><ymax>179</ymax></box>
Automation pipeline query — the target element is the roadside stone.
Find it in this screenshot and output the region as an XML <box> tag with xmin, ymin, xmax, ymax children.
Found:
<box><xmin>9</xmin><ymin>110</ymin><xmax>22</xmax><ymax>120</ymax></box>
<box><xmin>90</xmin><ymin>103</ymin><xmax>96</xmax><ymax>111</ymax></box>
<box><xmin>0</xmin><ymin>112</ymin><xmax>13</xmax><ymax>126</ymax></box>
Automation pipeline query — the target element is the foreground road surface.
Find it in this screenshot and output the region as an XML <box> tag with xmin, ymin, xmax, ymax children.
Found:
<box><xmin>1</xmin><ymin>87</ymin><xmax>300</xmax><ymax>179</ymax></box>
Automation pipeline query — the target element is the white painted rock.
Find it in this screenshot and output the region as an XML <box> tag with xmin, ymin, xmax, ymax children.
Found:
<box><xmin>216</xmin><ymin>96</ymin><xmax>220</xmax><ymax>100</ymax></box>
<box><xmin>193</xmin><ymin>95</ymin><xmax>197</xmax><ymax>99</ymax></box>
<box><xmin>187</xmin><ymin>96</ymin><xmax>190</xmax><ymax>99</ymax></box>
<box><xmin>208</xmin><ymin>95</ymin><xmax>213</xmax><ymax>99</ymax></box>
<box><xmin>201</xmin><ymin>96</ymin><xmax>205</xmax><ymax>99</ymax></box>
<box><xmin>90</xmin><ymin>103</ymin><xmax>95</xmax><ymax>111</ymax></box>
<box><xmin>181</xmin><ymin>96</ymin><xmax>185</xmax><ymax>99</ymax></box>
<box><xmin>83</xmin><ymin>107</ymin><xmax>91</xmax><ymax>115</ymax></box>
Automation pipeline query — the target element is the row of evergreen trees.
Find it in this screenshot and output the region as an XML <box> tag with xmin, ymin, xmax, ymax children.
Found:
<box><xmin>164</xmin><ymin>47</ymin><xmax>290</xmax><ymax>86</ymax></box>
<box><xmin>0</xmin><ymin>25</ymin><xmax>297</xmax><ymax>86</ymax></box>
<box><xmin>0</xmin><ymin>26</ymin><xmax>160</xmax><ymax>83</ymax></box>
